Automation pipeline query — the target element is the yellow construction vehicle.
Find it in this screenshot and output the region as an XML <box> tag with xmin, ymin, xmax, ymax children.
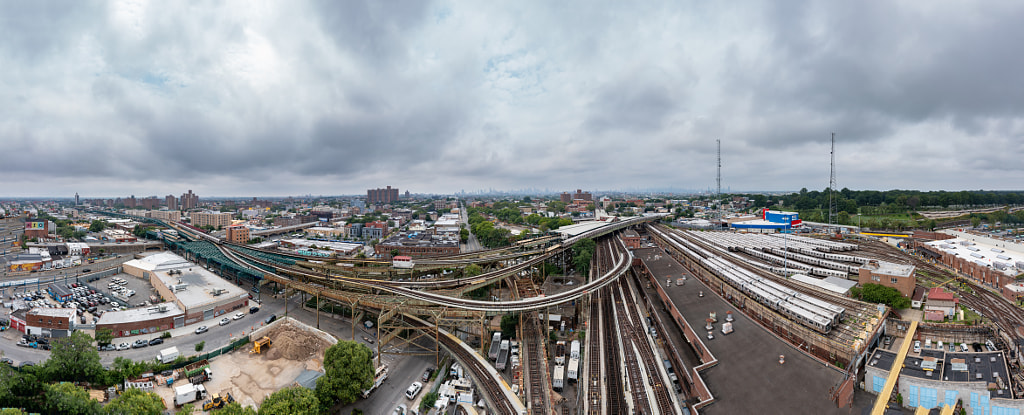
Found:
<box><xmin>250</xmin><ymin>336</ymin><xmax>272</xmax><ymax>354</ymax></box>
<box><xmin>202</xmin><ymin>392</ymin><xmax>235</xmax><ymax>410</ymax></box>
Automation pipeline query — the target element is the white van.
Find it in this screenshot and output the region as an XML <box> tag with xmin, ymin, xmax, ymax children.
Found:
<box><xmin>960</xmin><ymin>343</ymin><xmax>969</xmax><ymax>352</ymax></box>
<box><xmin>405</xmin><ymin>382</ymin><xmax>423</xmax><ymax>400</ymax></box>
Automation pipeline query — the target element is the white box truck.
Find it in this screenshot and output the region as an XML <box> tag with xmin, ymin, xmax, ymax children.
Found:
<box><xmin>174</xmin><ymin>383</ymin><xmax>207</xmax><ymax>407</ymax></box>
<box><xmin>157</xmin><ymin>346</ymin><xmax>179</xmax><ymax>364</ymax></box>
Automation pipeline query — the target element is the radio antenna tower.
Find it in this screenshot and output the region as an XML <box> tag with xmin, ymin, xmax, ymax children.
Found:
<box><xmin>716</xmin><ymin>139</ymin><xmax>722</xmax><ymax>224</ymax></box>
<box><xmin>828</xmin><ymin>132</ymin><xmax>837</xmax><ymax>227</ymax></box>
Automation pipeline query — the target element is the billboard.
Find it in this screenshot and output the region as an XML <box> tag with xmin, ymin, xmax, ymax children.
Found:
<box><xmin>25</xmin><ymin>221</ymin><xmax>45</xmax><ymax>230</ymax></box>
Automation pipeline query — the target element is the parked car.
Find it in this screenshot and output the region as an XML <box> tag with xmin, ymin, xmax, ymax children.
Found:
<box><xmin>195</xmin><ymin>326</ymin><xmax>209</xmax><ymax>335</ymax></box>
<box><xmin>0</xmin><ymin>358</ymin><xmax>13</xmax><ymax>365</ymax></box>
<box><xmin>265</xmin><ymin>315</ymin><xmax>277</xmax><ymax>324</ymax></box>
<box><xmin>404</xmin><ymin>382</ymin><xmax>423</xmax><ymax>399</ymax></box>
<box><xmin>132</xmin><ymin>340</ymin><xmax>148</xmax><ymax>349</ymax></box>
<box><xmin>249</xmin><ymin>306</ymin><xmax>260</xmax><ymax>314</ymax></box>
<box><xmin>421</xmin><ymin>368</ymin><xmax>434</xmax><ymax>382</ymax></box>
<box><xmin>233</xmin><ymin>312</ymin><xmax>245</xmax><ymax>320</ymax></box>
<box><xmin>219</xmin><ymin>318</ymin><xmax>230</xmax><ymax>326</ymax></box>
<box><xmin>117</xmin><ymin>343</ymin><xmax>130</xmax><ymax>351</ymax></box>
<box><xmin>148</xmin><ymin>338</ymin><xmax>164</xmax><ymax>346</ymax></box>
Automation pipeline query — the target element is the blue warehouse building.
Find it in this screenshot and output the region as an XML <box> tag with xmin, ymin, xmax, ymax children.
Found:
<box><xmin>731</xmin><ymin>209</ymin><xmax>804</xmax><ymax>233</ymax></box>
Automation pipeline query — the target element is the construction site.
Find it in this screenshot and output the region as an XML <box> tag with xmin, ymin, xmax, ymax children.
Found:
<box><xmin>148</xmin><ymin>318</ymin><xmax>335</xmax><ymax>411</ymax></box>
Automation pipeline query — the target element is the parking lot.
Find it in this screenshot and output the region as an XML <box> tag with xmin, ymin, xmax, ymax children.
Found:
<box><xmin>7</xmin><ymin>271</ymin><xmax>162</xmax><ymax>329</ymax></box>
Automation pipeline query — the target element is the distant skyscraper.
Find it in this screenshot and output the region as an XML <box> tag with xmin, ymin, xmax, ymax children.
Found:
<box><xmin>74</xmin><ymin>192</ymin><xmax>79</xmax><ymax>206</ymax></box>
<box><xmin>367</xmin><ymin>186</ymin><xmax>399</xmax><ymax>205</ymax></box>
<box><xmin>166</xmin><ymin>195</ymin><xmax>177</xmax><ymax>210</ymax></box>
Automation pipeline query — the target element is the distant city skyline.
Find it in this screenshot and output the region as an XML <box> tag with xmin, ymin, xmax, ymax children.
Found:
<box><xmin>2</xmin><ymin>2</ymin><xmax>1023</xmax><ymax>197</ymax></box>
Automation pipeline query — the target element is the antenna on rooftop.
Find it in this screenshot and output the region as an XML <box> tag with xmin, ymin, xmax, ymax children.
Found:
<box><xmin>828</xmin><ymin>133</ymin><xmax>837</xmax><ymax>227</ymax></box>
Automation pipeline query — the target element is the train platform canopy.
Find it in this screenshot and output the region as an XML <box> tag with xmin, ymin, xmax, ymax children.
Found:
<box><xmin>923</xmin><ymin>238</ymin><xmax>1024</xmax><ymax>276</ymax></box>
<box><xmin>554</xmin><ymin>220</ymin><xmax>614</xmax><ymax>238</ymax></box>
<box><xmin>790</xmin><ymin>274</ymin><xmax>857</xmax><ymax>295</ymax></box>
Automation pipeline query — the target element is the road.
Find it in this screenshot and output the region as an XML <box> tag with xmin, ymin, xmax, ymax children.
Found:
<box><xmin>460</xmin><ymin>205</ymin><xmax>483</xmax><ymax>253</ymax></box>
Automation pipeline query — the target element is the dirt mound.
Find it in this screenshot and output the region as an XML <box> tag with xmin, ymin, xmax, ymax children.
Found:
<box><xmin>261</xmin><ymin>321</ymin><xmax>331</xmax><ymax>361</ymax></box>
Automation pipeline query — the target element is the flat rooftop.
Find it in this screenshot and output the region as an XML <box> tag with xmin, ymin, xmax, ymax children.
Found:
<box><xmin>925</xmin><ymin>237</ymin><xmax>1024</xmax><ymax>276</ymax></box>
<box><xmin>28</xmin><ymin>307</ymin><xmax>76</xmax><ymax>318</ymax></box>
<box><xmin>554</xmin><ymin>220</ymin><xmax>613</xmax><ymax>238</ymax></box>
<box><xmin>639</xmin><ymin>247</ymin><xmax>855</xmax><ymax>414</ymax></box>
<box><xmin>870</xmin><ymin>348</ymin><xmax>1012</xmax><ymax>398</ymax></box>
<box><xmin>153</xmin><ymin>264</ymin><xmax>248</xmax><ymax>310</ymax></box>
<box><xmin>97</xmin><ymin>302</ymin><xmax>184</xmax><ymax>325</ymax></box>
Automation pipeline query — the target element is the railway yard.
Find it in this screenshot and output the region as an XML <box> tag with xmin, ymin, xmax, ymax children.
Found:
<box><xmin>52</xmin><ymin>209</ymin><xmax>1024</xmax><ymax>414</ymax></box>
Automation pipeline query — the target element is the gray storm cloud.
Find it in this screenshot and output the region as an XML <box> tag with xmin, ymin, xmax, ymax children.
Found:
<box><xmin>0</xmin><ymin>0</ymin><xmax>1022</xmax><ymax>197</ymax></box>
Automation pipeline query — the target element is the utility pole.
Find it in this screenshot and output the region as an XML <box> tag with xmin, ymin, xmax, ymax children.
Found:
<box><xmin>829</xmin><ymin>132</ymin><xmax>837</xmax><ymax>228</ymax></box>
<box><xmin>717</xmin><ymin>139</ymin><xmax>722</xmax><ymax>226</ymax></box>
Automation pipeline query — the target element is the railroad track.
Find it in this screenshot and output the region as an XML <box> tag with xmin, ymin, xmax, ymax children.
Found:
<box><xmin>437</xmin><ymin>333</ymin><xmax>518</xmax><ymax>415</ymax></box>
<box><xmin>611</xmin><ymin>279</ymin><xmax>655</xmax><ymax>414</ymax></box>
<box><xmin>857</xmin><ymin>238</ymin><xmax>1024</xmax><ymax>340</ymax></box>
<box><xmin>619</xmin><ymin>277</ymin><xmax>677</xmax><ymax>414</ymax></box>
<box><xmin>586</xmin><ymin>291</ymin><xmax>603</xmax><ymax>415</ymax></box>
<box><xmin>524</xmin><ymin>313</ymin><xmax>550</xmax><ymax>415</ymax></box>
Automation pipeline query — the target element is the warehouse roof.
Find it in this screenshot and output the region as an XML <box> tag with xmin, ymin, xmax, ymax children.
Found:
<box><xmin>97</xmin><ymin>302</ymin><xmax>183</xmax><ymax>325</ymax></box>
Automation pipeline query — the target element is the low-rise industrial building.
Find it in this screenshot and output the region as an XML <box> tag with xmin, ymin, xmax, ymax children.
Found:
<box><xmin>279</xmin><ymin>239</ymin><xmax>361</xmax><ymax>256</ymax></box>
<box><xmin>925</xmin><ymin>288</ymin><xmax>959</xmax><ymax>318</ymax></box>
<box><xmin>96</xmin><ymin>303</ymin><xmax>185</xmax><ymax>338</ymax></box>
<box><xmin>10</xmin><ymin>308</ymin><xmax>77</xmax><ymax>337</ymax></box>
<box><xmin>865</xmin><ymin>348</ymin><xmax>1018</xmax><ymax>413</ymax></box>
<box><xmin>375</xmin><ymin>232</ymin><xmax>459</xmax><ymax>259</ymax></box>
<box><xmin>858</xmin><ymin>259</ymin><xmax>916</xmax><ymax>297</ymax></box>
<box><xmin>123</xmin><ymin>252</ymin><xmax>249</xmax><ymax>325</ymax></box>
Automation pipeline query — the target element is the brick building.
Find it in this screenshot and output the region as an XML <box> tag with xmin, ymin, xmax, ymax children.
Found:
<box><xmin>857</xmin><ymin>260</ymin><xmax>916</xmax><ymax>297</ymax></box>
<box><xmin>560</xmin><ymin>189</ymin><xmax>593</xmax><ymax>204</ymax></box>
<box><xmin>191</xmin><ymin>211</ymin><xmax>232</xmax><ymax>229</ymax></box>
<box><xmin>225</xmin><ymin>225</ymin><xmax>250</xmax><ymax>244</ymax></box>
<box><xmin>148</xmin><ymin>210</ymin><xmax>181</xmax><ymax>222</ymax></box>
<box><xmin>376</xmin><ymin>231</ymin><xmax>459</xmax><ymax>258</ymax></box>
<box><xmin>367</xmin><ymin>186</ymin><xmax>399</xmax><ymax>205</ymax></box>
<box><xmin>180</xmin><ymin>190</ymin><xmax>199</xmax><ymax>210</ymax></box>
<box><xmin>12</xmin><ymin>308</ymin><xmax>77</xmax><ymax>337</ymax></box>
<box><xmin>96</xmin><ymin>303</ymin><xmax>184</xmax><ymax>338</ymax></box>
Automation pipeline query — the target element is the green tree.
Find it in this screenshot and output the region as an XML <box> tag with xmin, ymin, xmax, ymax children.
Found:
<box><xmin>419</xmin><ymin>392</ymin><xmax>439</xmax><ymax>412</ymax></box>
<box><xmin>43</xmin><ymin>331</ymin><xmax>103</xmax><ymax>383</ymax></box>
<box><xmin>105</xmin><ymin>388</ymin><xmax>165</xmax><ymax>415</ymax></box>
<box><xmin>0</xmin><ymin>409</ymin><xmax>27</xmax><ymax>415</ymax></box>
<box><xmin>500</xmin><ymin>314</ymin><xmax>519</xmax><ymax>339</ymax></box>
<box><xmin>464</xmin><ymin>264</ymin><xmax>483</xmax><ymax>278</ymax></box>
<box><xmin>89</xmin><ymin>220</ymin><xmax>106</xmax><ymax>232</ymax></box>
<box><xmin>572</xmin><ymin>238</ymin><xmax>597</xmax><ymax>276</ymax></box>
<box><xmin>258</xmin><ymin>386</ymin><xmax>320</xmax><ymax>415</ymax></box>
<box><xmin>459</xmin><ymin>228</ymin><xmax>469</xmax><ymax>243</ymax></box>
<box><xmin>314</xmin><ymin>341</ymin><xmax>374</xmax><ymax>411</ymax></box>
<box><xmin>94</xmin><ymin>328</ymin><xmax>114</xmax><ymax>346</ymax></box>
<box><xmin>858</xmin><ymin>283</ymin><xmax>911</xmax><ymax>309</ymax></box>
<box><xmin>178</xmin><ymin>403</ymin><xmax>195</xmax><ymax>415</ymax></box>
<box><xmin>0</xmin><ymin>364</ymin><xmax>44</xmax><ymax>412</ymax></box>
<box><xmin>195</xmin><ymin>341</ymin><xmax>205</xmax><ymax>352</ymax></box>
<box><xmin>43</xmin><ymin>382</ymin><xmax>101</xmax><ymax>415</ymax></box>
<box><xmin>219</xmin><ymin>402</ymin><xmax>257</xmax><ymax>415</ymax></box>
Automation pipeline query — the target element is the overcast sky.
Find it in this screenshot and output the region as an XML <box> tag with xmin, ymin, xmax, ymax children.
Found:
<box><xmin>3</xmin><ymin>1</ymin><xmax>1023</xmax><ymax>198</ymax></box>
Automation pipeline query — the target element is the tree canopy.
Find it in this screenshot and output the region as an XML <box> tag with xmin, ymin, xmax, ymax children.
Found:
<box><xmin>572</xmin><ymin>238</ymin><xmax>597</xmax><ymax>276</ymax></box>
<box><xmin>42</xmin><ymin>382</ymin><xmax>101</xmax><ymax>415</ymax></box>
<box><xmin>314</xmin><ymin>341</ymin><xmax>375</xmax><ymax>411</ymax></box>
<box><xmin>851</xmin><ymin>283</ymin><xmax>911</xmax><ymax>310</ymax></box>
<box><xmin>258</xmin><ymin>386</ymin><xmax>320</xmax><ymax>415</ymax></box>
<box><xmin>104</xmin><ymin>388</ymin><xmax>165</xmax><ymax>415</ymax></box>
<box><xmin>43</xmin><ymin>331</ymin><xmax>104</xmax><ymax>383</ymax></box>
